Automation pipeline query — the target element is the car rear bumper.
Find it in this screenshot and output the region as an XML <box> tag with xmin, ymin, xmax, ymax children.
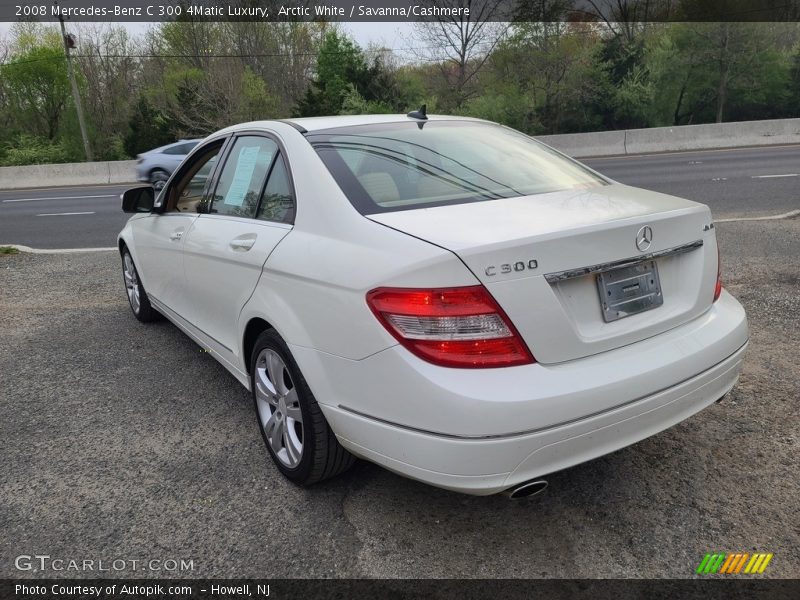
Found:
<box><xmin>291</xmin><ymin>290</ymin><xmax>748</xmax><ymax>495</ymax></box>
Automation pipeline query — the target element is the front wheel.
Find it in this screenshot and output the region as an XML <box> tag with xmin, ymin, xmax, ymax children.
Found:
<box><xmin>251</xmin><ymin>329</ymin><xmax>354</xmax><ymax>485</ymax></box>
<box><xmin>121</xmin><ymin>249</ymin><xmax>159</xmax><ymax>322</ymax></box>
<box><xmin>150</xmin><ymin>169</ymin><xmax>169</xmax><ymax>190</ymax></box>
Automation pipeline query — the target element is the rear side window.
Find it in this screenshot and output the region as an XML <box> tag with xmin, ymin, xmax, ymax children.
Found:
<box><xmin>257</xmin><ymin>154</ymin><xmax>294</xmax><ymax>223</ymax></box>
<box><xmin>211</xmin><ymin>137</ymin><xmax>278</xmax><ymax>218</ymax></box>
<box><xmin>310</xmin><ymin>121</ymin><xmax>606</xmax><ymax>214</ymax></box>
<box><xmin>163</xmin><ymin>142</ymin><xmax>193</xmax><ymax>155</ymax></box>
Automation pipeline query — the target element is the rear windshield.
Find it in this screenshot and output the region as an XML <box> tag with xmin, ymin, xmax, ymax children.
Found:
<box><xmin>309</xmin><ymin>121</ymin><xmax>607</xmax><ymax>214</ymax></box>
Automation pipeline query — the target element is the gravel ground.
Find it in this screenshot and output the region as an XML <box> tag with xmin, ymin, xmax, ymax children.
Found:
<box><xmin>0</xmin><ymin>219</ymin><xmax>798</xmax><ymax>579</ymax></box>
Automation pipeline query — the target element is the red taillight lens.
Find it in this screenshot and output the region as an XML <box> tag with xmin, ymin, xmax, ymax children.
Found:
<box><xmin>366</xmin><ymin>286</ymin><xmax>535</xmax><ymax>368</ymax></box>
<box><xmin>713</xmin><ymin>243</ymin><xmax>723</xmax><ymax>302</ymax></box>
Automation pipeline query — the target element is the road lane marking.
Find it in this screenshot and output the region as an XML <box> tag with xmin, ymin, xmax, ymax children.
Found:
<box><xmin>750</xmin><ymin>173</ymin><xmax>798</xmax><ymax>179</ymax></box>
<box><xmin>3</xmin><ymin>194</ymin><xmax>116</xmax><ymax>203</ymax></box>
<box><xmin>717</xmin><ymin>209</ymin><xmax>800</xmax><ymax>222</ymax></box>
<box><xmin>0</xmin><ymin>183</ymin><xmax>131</xmax><ymax>193</ymax></box>
<box><xmin>0</xmin><ymin>244</ymin><xmax>116</xmax><ymax>253</ymax></box>
<box><xmin>36</xmin><ymin>211</ymin><xmax>96</xmax><ymax>216</ymax></box>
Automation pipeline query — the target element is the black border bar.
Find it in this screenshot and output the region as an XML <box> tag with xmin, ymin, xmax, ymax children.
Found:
<box><xmin>2</xmin><ymin>578</ymin><xmax>800</xmax><ymax>600</ymax></box>
<box><xmin>4</xmin><ymin>1</ymin><xmax>800</xmax><ymax>23</ymax></box>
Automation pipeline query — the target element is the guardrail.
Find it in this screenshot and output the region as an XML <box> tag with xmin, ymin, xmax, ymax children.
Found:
<box><xmin>1</xmin><ymin>118</ymin><xmax>799</xmax><ymax>189</ymax></box>
<box><xmin>0</xmin><ymin>160</ymin><xmax>138</xmax><ymax>190</ymax></box>
<box><xmin>538</xmin><ymin>117</ymin><xmax>800</xmax><ymax>158</ymax></box>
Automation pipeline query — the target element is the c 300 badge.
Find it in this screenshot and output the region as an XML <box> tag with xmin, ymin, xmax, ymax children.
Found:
<box><xmin>485</xmin><ymin>259</ymin><xmax>538</xmax><ymax>277</ymax></box>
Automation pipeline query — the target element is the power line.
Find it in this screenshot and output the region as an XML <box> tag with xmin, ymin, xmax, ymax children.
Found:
<box><xmin>0</xmin><ymin>28</ymin><xmax>618</xmax><ymax>68</ymax></box>
<box><xmin>0</xmin><ymin>41</ymin><xmax>502</xmax><ymax>67</ymax></box>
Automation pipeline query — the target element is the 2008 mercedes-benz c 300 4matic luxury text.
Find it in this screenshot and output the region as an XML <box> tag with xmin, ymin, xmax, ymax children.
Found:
<box><xmin>118</xmin><ymin>113</ymin><xmax>748</xmax><ymax>497</ymax></box>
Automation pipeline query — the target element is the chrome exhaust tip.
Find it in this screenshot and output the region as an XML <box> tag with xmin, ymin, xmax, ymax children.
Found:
<box><xmin>504</xmin><ymin>479</ymin><xmax>548</xmax><ymax>500</ymax></box>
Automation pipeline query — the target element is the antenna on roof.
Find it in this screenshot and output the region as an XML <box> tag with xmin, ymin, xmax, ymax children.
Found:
<box><xmin>407</xmin><ymin>104</ymin><xmax>428</xmax><ymax>120</ymax></box>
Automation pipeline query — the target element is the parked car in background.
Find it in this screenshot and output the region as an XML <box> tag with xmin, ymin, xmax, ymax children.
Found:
<box><xmin>135</xmin><ymin>139</ymin><xmax>202</xmax><ymax>189</ymax></box>
<box><xmin>117</xmin><ymin>113</ymin><xmax>748</xmax><ymax>498</ymax></box>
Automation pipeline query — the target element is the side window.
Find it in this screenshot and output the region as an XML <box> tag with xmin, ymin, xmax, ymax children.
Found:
<box><xmin>212</xmin><ymin>136</ymin><xmax>277</xmax><ymax>218</ymax></box>
<box><xmin>256</xmin><ymin>154</ymin><xmax>294</xmax><ymax>223</ymax></box>
<box><xmin>163</xmin><ymin>143</ymin><xmax>185</xmax><ymax>155</ymax></box>
<box><xmin>168</xmin><ymin>143</ymin><xmax>222</xmax><ymax>213</ymax></box>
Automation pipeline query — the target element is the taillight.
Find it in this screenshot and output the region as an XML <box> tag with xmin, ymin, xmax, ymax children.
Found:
<box><xmin>713</xmin><ymin>243</ymin><xmax>723</xmax><ymax>302</ymax></box>
<box><xmin>366</xmin><ymin>286</ymin><xmax>535</xmax><ymax>368</ymax></box>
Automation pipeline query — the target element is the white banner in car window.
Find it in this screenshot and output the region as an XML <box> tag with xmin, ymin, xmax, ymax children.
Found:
<box><xmin>224</xmin><ymin>145</ymin><xmax>261</xmax><ymax>207</ymax></box>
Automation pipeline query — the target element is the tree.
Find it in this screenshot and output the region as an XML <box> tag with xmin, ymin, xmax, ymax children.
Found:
<box><xmin>73</xmin><ymin>24</ymin><xmax>141</xmax><ymax>159</ymax></box>
<box><xmin>293</xmin><ymin>30</ymin><xmax>411</xmax><ymax>117</ymax></box>
<box><xmin>123</xmin><ymin>95</ymin><xmax>176</xmax><ymax>157</ymax></box>
<box><xmin>412</xmin><ymin>0</ymin><xmax>508</xmax><ymax>109</ymax></box>
<box><xmin>140</xmin><ymin>21</ymin><xmax>285</xmax><ymax>134</ymax></box>
<box><xmin>484</xmin><ymin>21</ymin><xmax>605</xmax><ymax>134</ymax></box>
<box><xmin>3</xmin><ymin>45</ymin><xmax>70</xmax><ymax>140</ymax></box>
<box><xmin>294</xmin><ymin>30</ymin><xmax>371</xmax><ymax>117</ymax></box>
<box><xmin>647</xmin><ymin>23</ymin><xmax>796</xmax><ymax>125</ymax></box>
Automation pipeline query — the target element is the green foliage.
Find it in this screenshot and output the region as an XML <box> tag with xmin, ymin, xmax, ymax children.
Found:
<box><xmin>2</xmin><ymin>21</ymin><xmax>800</xmax><ymax>167</ymax></box>
<box><xmin>789</xmin><ymin>51</ymin><xmax>800</xmax><ymax>112</ymax></box>
<box><xmin>295</xmin><ymin>31</ymin><xmax>370</xmax><ymax>117</ymax></box>
<box><xmin>0</xmin><ymin>134</ymin><xmax>70</xmax><ymax>166</ymax></box>
<box><xmin>459</xmin><ymin>87</ymin><xmax>540</xmax><ymax>134</ymax></box>
<box><xmin>643</xmin><ymin>23</ymin><xmax>796</xmax><ymax>125</ymax></box>
<box><xmin>238</xmin><ymin>67</ymin><xmax>281</xmax><ymax>121</ymax></box>
<box><xmin>294</xmin><ymin>31</ymin><xmax>414</xmax><ymax>117</ymax></box>
<box><xmin>339</xmin><ymin>85</ymin><xmax>390</xmax><ymax>115</ymax></box>
<box><xmin>2</xmin><ymin>45</ymin><xmax>70</xmax><ymax>140</ymax></box>
<box><xmin>124</xmin><ymin>96</ymin><xmax>176</xmax><ymax>157</ymax></box>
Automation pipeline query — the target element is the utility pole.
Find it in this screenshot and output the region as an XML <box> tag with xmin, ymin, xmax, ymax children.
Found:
<box><xmin>55</xmin><ymin>1</ymin><xmax>93</xmax><ymax>161</ymax></box>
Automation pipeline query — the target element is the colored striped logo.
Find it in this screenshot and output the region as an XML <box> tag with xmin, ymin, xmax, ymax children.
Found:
<box><xmin>696</xmin><ymin>552</ymin><xmax>773</xmax><ymax>574</ymax></box>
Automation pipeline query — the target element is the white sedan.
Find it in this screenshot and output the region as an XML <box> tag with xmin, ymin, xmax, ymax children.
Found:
<box><xmin>118</xmin><ymin>113</ymin><xmax>748</xmax><ymax>498</ymax></box>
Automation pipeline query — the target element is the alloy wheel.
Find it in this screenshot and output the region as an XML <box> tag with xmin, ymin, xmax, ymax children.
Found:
<box><xmin>151</xmin><ymin>171</ymin><xmax>168</xmax><ymax>190</ymax></box>
<box><xmin>254</xmin><ymin>349</ymin><xmax>304</xmax><ymax>468</ymax></box>
<box><xmin>123</xmin><ymin>253</ymin><xmax>141</xmax><ymax>314</ymax></box>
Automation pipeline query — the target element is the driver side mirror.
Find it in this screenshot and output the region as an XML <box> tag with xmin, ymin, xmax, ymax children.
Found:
<box><xmin>121</xmin><ymin>186</ymin><xmax>155</xmax><ymax>213</ymax></box>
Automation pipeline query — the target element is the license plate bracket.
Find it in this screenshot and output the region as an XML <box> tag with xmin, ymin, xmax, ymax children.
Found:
<box><xmin>596</xmin><ymin>260</ymin><xmax>663</xmax><ymax>322</ymax></box>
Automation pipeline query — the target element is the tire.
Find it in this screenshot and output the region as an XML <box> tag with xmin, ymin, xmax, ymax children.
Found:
<box><xmin>251</xmin><ymin>329</ymin><xmax>355</xmax><ymax>485</ymax></box>
<box><xmin>121</xmin><ymin>248</ymin><xmax>159</xmax><ymax>323</ymax></box>
<box><xmin>150</xmin><ymin>168</ymin><xmax>169</xmax><ymax>190</ymax></box>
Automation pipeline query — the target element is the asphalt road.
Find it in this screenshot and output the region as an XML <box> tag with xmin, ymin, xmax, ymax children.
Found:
<box><xmin>1</xmin><ymin>218</ymin><xmax>798</xmax><ymax>579</ymax></box>
<box><xmin>1</xmin><ymin>144</ymin><xmax>799</xmax><ymax>249</ymax></box>
<box><xmin>588</xmin><ymin>144</ymin><xmax>800</xmax><ymax>219</ymax></box>
<box><xmin>0</xmin><ymin>183</ymin><xmax>131</xmax><ymax>249</ymax></box>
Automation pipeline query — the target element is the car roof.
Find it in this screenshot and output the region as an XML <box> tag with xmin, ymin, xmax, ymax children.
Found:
<box><xmin>214</xmin><ymin>114</ymin><xmax>487</xmax><ymax>136</ymax></box>
<box><xmin>148</xmin><ymin>139</ymin><xmax>201</xmax><ymax>152</ymax></box>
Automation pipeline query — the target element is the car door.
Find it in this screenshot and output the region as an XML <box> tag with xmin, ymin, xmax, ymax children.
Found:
<box><xmin>181</xmin><ymin>133</ymin><xmax>295</xmax><ymax>356</ymax></box>
<box><xmin>132</xmin><ymin>139</ymin><xmax>225</xmax><ymax>316</ymax></box>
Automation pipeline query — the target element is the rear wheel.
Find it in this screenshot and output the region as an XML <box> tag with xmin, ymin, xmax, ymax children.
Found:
<box><xmin>121</xmin><ymin>249</ymin><xmax>159</xmax><ymax>322</ymax></box>
<box><xmin>251</xmin><ymin>329</ymin><xmax>354</xmax><ymax>485</ymax></box>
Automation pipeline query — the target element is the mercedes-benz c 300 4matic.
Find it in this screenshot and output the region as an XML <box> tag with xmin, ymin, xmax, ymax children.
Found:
<box><xmin>118</xmin><ymin>112</ymin><xmax>748</xmax><ymax>498</ymax></box>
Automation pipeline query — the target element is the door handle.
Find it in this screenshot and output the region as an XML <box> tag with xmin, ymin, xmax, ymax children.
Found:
<box><xmin>229</xmin><ymin>237</ymin><xmax>256</xmax><ymax>251</ymax></box>
<box><xmin>169</xmin><ymin>230</ymin><xmax>183</xmax><ymax>241</ymax></box>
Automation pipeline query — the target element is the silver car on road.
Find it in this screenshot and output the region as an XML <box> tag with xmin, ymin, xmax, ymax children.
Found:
<box><xmin>135</xmin><ymin>139</ymin><xmax>201</xmax><ymax>190</ymax></box>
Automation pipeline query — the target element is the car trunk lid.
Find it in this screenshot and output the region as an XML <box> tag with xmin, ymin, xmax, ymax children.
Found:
<box><xmin>368</xmin><ymin>184</ymin><xmax>718</xmax><ymax>364</ymax></box>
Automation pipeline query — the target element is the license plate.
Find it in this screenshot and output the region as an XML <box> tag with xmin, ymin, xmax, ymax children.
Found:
<box><xmin>596</xmin><ymin>260</ymin><xmax>663</xmax><ymax>322</ymax></box>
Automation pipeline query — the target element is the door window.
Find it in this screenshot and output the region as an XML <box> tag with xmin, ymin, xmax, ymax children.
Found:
<box><xmin>165</xmin><ymin>142</ymin><xmax>222</xmax><ymax>213</ymax></box>
<box><xmin>212</xmin><ymin>137</ymin><xmax>278</xmax><ymax>218</ymax></box>
<box><xmin>256</xmin><ymin>154</ymin><xmax>294</xmax><ymax>224</ymax></box>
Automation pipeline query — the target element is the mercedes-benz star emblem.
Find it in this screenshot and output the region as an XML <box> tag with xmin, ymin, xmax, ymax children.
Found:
<box><xmin>636</xmin><ymin>225</ymin><xmax>653</xmax><ymax>252</ymax></box>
